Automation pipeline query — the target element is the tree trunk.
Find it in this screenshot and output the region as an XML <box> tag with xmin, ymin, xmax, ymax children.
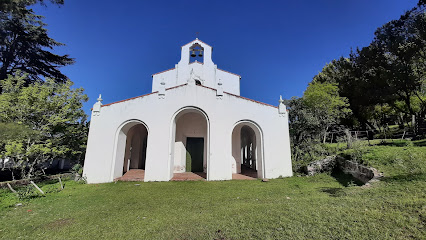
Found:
<box><xmin>344</xmin><ymin>129</ymin><xmax>353</xmax><ymax>149</ymax></box>
<box><xmin>323</xmin><ymin>126</ymin><xmax>329</xmax><ymax>144</ymax></box>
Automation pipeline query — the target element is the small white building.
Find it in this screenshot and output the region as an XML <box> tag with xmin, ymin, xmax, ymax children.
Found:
<box><xmin>83</xmin><ymin>39</ymin><xmax>292</xmax><ymax>183</ymax></box>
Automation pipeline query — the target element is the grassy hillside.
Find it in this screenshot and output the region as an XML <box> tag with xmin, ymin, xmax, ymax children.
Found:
<box><xmin>0</xmin><ymin>140</ymin><xmax>425</xmax><ymax>239</ymax></box>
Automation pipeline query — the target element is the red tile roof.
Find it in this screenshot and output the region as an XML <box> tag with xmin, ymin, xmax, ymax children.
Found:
<box><xmin>101</xmin><ymin>84</ymin><xmax>187</xmax><ymax>108</ymax></box>
<box><xmin>100</xmin><ymin>83</ymin><xmax>277</xmax><ymax>110</ymax></box>
<box><xmin>198</xmin><ymin>85</ymin><xmax>277</xmax><ymax>109</ymax></box>
<box><xmin>101</xmin><ymin>92</ymin><xmax>157</xmax><ymax>107</ymax></box>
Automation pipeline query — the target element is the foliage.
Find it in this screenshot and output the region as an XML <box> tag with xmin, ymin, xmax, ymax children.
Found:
<box><xmin>0</xmin><ymin>142</ymin><xmax>425</xmax><ymax>239</ymax></box>
<box><xmin>303</xmin><ymin>81</ymin><xmax>351</xmax><ymax>142</ymax></box>
<box><xmin>0</xmin><ymin>73</ymin><xmax>88</xmax><ymax>178</ymax></box>
<box><xmin>306</xmin><ymin>5</ymin><xmax>426</xmax><ymax>134</ymax></box>
<box><xmin>71</xmin><ymin>163</ymin><xmax>86</xmax><ymax>183</ymax></box>
<box><xmin>71</xmin><ymin>163</ymin><xmax>83</xmax><ymax>175</ymax></box>
<box><xmin>0</xmin><ymin>0</ymin><xmax>73</xmax><ymax>90</ymax></box>
<box><xmin>285</xmin><ymin>97</ymin><xmax>323</xmax><ymax>170</ymax></box>
<box><xmin>355</xmin><ymin>5</ymin><xmax>426</xmax><ymax>116</ymax></box>
<box><xmin>285</xmin><ymin>85</ymin><xmax>351</xmax><ymax>170</ymax></box>
<box><xmin>0</xmin><ymin>122</ymin><xmax>35</xmax><ymax>141</ymax></box>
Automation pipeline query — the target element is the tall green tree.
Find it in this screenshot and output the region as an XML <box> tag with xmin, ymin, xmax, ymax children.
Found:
<box><xmin>0</xmin><ymin>72</ymin><xmax>88</xmax><ymax>178</ymax></box>
<box><xmin>0</xmin><ymin>0</ymin><xmax>73</xmax><ymax>91</ymax></box>
<box><xmin>312</xmin><ymin>5</ymin><xmax>425</xmax><ymax>131</ymax></box>
<box><xmin>363</xmin><ymin>5</ymin><xmax>426</xmax><ymax>116</ymax></box>
<box><xmin>303</xmin><ymin>81</ymin><xmax>351</xmax><ymax>143</ymax></box>
<box><xmin>284</xmin><ymin>97</ymin><xmax>323</xmax><ymax>170</ymax></box>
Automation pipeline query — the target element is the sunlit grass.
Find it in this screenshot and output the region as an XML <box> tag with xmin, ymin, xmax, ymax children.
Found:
<box><xmin>0</xmin><ymin>142</ymin><xmax>425</xmax><ymax>239</ymax></box>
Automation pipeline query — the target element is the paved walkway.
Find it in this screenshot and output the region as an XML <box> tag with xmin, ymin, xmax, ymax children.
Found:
<box><xmin>116</xmin><ymin>169</ymin><xmax>145</xmax><ymax>181</ymax></box>
<box><xmin>232</xmin><ymin>173</ymin><xmax>256</xmax><ymax>180</ymax></box>
<box><xmin>171</xmin><ymin>172</ymin><xmax>206</xmax><ymax>181</ymax></box>
<box><xmin>116</xmin><ymin>168</ymin><xmax>258</xmax><ymax>181</ymax></box>
<box><xmin>233</xmin><ymin>166</ymin><xmax>258</xmax><ymax>180</ymax></box>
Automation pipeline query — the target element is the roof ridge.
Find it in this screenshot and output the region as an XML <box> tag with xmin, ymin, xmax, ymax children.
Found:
<box><xmin>101</xmin><ymin>84</ymin><xmax>188</xmax><ymax>108</ymax></box>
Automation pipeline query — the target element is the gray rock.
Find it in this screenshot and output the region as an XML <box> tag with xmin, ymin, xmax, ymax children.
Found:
<box><xmin>305</xmin><ymin>155</ymin><xmax>337</xmax><ymax>175</ymax></box>
<box><xmin>306</xmin><ymin>155</ymin><xmax>383</xmax><ymax>185</ymax></box>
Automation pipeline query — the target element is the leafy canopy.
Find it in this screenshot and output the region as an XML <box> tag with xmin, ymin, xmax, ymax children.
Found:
<box><xmin>0</xmin><ymin>72</ymin><xmax>88</xmax><ymax>178</ymax></box>
<box><xmin>0</xmin><ymin>0</ymin><xmax>73</xmax><ymax>90</ymax></box>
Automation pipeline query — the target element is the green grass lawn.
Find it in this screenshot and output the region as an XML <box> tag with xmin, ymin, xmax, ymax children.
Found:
<box><xmin>0</xmin><ymin>142</ymin><xmax>425</xmax><ymax>239</ymax></box>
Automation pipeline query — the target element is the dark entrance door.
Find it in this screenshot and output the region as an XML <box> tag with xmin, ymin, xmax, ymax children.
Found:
<box><xmin>186</xmin><ymin>137</ymin><xmax>204</xmax><ymax>172</ymax></box>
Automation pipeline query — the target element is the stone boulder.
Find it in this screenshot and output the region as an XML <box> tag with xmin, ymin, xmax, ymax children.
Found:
<box><xmin>336</xmin><ymin>158</ymin><xmax>383</xmax><ymax>184</ymax></box>
<box><xmin>305</xmin><ymin>155</ymin><xmax>383</xmax><ymax>185</ymax></box>
<box><xmin>305</xmin><ymin>155</ymin><xmax>337</xmax><ymax>176</ymax></box>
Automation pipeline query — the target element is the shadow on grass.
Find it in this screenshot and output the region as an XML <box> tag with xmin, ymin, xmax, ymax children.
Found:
<box><xmin>378</xmin><ymin>140</ymin><xmax>411</xmax><ymax>147</ymax></box>
<box><xmin>381</xmin><ymin>173</ymin><xmax>426</xmax><ymax>182</ymax></box>
<box><xmin>320</xmin><ymin>187</ymin><xmax>347</xmax><ymax>197</ymax></box>
<box><xmin>377</xmin><ymin>139</ymin><xmax>426</xmax><ymax>147</ymax></box>
<box><xmin>331</xmin><ymin>169</ymin><xmax>364</xmax><ymax>187</ymax></box>
<box><xmin>413</xmin><ymin>139</ymin><xmax>426</xmax><ymax>147</ymax></box>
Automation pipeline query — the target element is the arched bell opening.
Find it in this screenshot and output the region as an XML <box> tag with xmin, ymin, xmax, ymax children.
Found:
<box><xmin>170</xmin><ymin>107</ymin><xmax>209</xmax><ymax>180</ymax></box>
<box><xmin>111</xmin><ymin>120</ymin><xmax>149</xmax><ymax>181</ymax></box>
<box><xmin>189</xmin><ymin>43</ymin><xmax>204</xmax><ymax>64</ymax></box>
<box><xmin>231</xmin><ymin>121</ymin><xmax>264</xmax><ymax>179</ymax></box>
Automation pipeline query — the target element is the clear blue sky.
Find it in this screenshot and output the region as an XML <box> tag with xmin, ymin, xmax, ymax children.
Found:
<box><xmin>34</xmin><ymin>0</ymin><xmax>418</xmax><ymax>116</ymax></box>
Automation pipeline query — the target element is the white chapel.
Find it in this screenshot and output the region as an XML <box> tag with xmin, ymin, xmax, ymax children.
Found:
<box><xmin>83</xmin><ymin>39</ymin><xmax>292</xmax><ymax>183</ymax></box>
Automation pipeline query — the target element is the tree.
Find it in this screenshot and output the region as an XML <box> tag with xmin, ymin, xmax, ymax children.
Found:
<box><xmin>0</xmin><ymin>72</ymin><xmax>88</xmax><ymax>178</ymax></box>
<box><xmin>364</xmin><ymin>5</ymin><xmax>426</xmax><ymax>116</ymax></box>
<box><xmin>312</xmin><ymin>5</ymin><xmax>426</xmax><ymax>132</ymax></box>
<box><xmin>303</xmin><ymin>82</ymin><xmax>352</xmax><ymax>143</ymax></box>
<box><xmin>284</xmin><ymin>97</ymin><xmax>323</xmax><ymax>170</ymax></box>
<box><xmin>0</xmin><ymin>0</ymin><xmax>64</xmax><ymax>12</ymax></box>
<box><xmin>0</xmin><ymin>0</ymin><xmax>73</xmax><ymax>91</ymax></box>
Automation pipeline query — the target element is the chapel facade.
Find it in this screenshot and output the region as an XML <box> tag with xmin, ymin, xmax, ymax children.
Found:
<box><xmin>83</xmin><ymin>39</ymin><xmax>292</xmax><ymax>183</ymax></box>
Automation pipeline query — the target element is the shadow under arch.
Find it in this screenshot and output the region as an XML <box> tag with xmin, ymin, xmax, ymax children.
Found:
<box><xmin>110</xmin><ymin>119</ymin><xmax>149</xmax><ymax>181</ymax></box>
<box><xmin>231</xmin><ymin>120</ymin><xmax>265</xmax><ymax>179</ymax></box>
<box><xmin>169</xmin><ymin>106</ymin><xmax>210</xmax><ymax>180</ymax></box>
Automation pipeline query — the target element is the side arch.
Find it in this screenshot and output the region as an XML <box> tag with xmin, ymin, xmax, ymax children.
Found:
<box><xmin>231</xmin><ymin>120</ymin><xmax>265</xmax><ymax>179</ymax></box>
<box><xmin>110</xmin><ymin>119</ymin><xmax>150</xmax><ymax>181</ymax></box>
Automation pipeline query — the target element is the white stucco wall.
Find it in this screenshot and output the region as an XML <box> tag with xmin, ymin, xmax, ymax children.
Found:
<box><xmin>152</xmin><ymin>39</ymin><xmax>241</xmax><ymax>95</ymax></box>
<box><xmin>83</xmin><ymin>84</ymin><xmax>292</xmax><ymax>183</ymax></box>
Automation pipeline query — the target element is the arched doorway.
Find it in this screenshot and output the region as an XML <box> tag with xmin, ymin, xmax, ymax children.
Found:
<box><xmin>122</xmin><ymin>124</ymin><xmax>148</xmax><ymax>173</ymax></box>
<box><xmin>231</xmin><ymin>121</ymin><xmax>264</xmax><ymax>179</ymax></box>
<box><xmin>170</xmin><ymin>107</ymin><xmax>209</xmax><ymax>180</ymax></box>
<box><xmin>111</xmin><ymin>120</ymin><xmax>148</xmax><ymax>181</ymax></box>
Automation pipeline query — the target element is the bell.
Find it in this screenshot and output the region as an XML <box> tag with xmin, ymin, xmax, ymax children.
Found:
<box><xmin>191</xmin><ymin>50</ymin><xmax>196</xmax><ymax>57</ymax></box>
<box><xmin>198</xmin><ymin>50</ymin><xmax>203</xmax><ymax>57</ymax></box>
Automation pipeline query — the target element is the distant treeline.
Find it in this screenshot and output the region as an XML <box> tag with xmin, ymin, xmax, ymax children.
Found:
<box><xmin>286</xmin><ymin>2</ymin><xmax>425</xmax><ymax>167</ymax></box>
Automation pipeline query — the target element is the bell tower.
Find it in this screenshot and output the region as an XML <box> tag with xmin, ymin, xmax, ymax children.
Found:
<box><xmin>179</xmin><ymin>38</ymin><xmax>214</xmax><ymax>66</ymax></box>
<box><xmin>151</xmin><ymin>39</ymin><xmax>241</xmax><ymax>95</ymax></box>
<box><xmin>175</xmin><ymin>38</ymin><xmax>215</xmax><ymax>87</ymax></box>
